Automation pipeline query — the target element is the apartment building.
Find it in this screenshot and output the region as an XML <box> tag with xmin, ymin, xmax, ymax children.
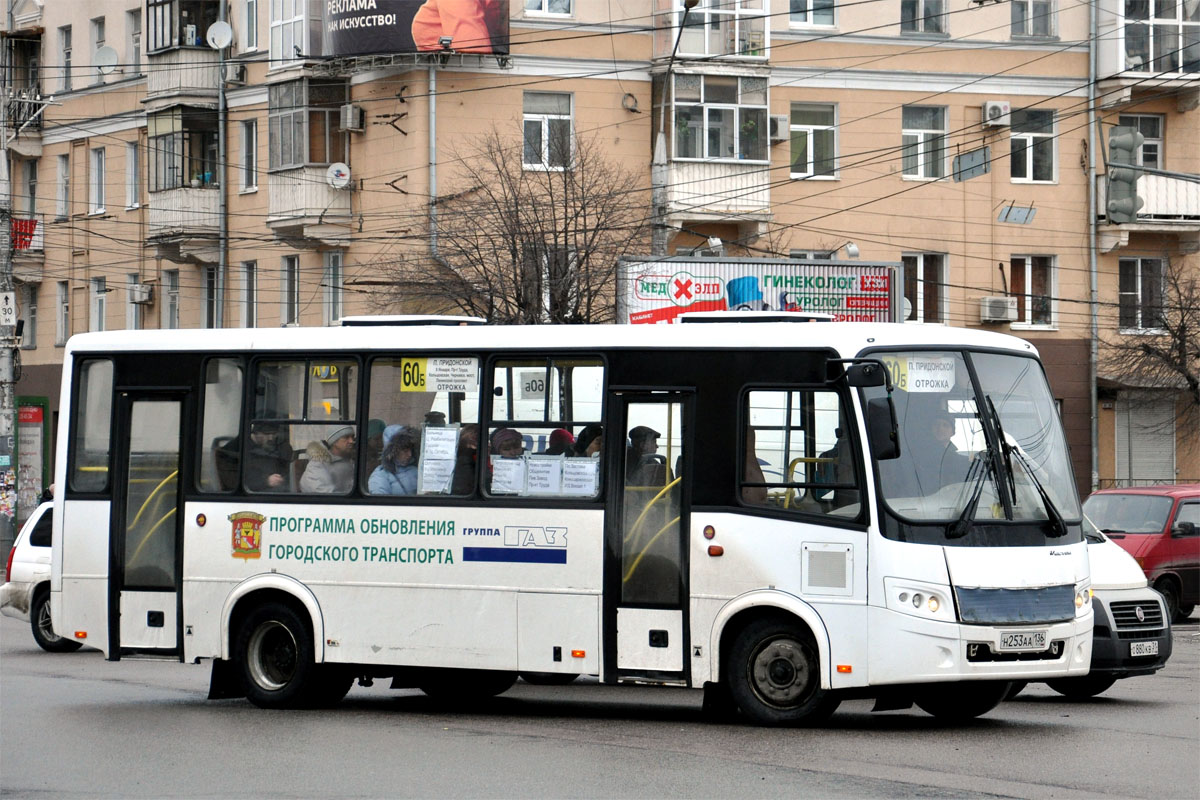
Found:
<box><xmin>3</xmin><ymin>0</ymin><xmax>1197</xmax><ymax>509</ymax></box>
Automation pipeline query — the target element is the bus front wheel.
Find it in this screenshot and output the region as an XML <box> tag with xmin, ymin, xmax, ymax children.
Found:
<box><xmin>236</xmin><ymin>602</ymin><xmax>320</xmax><ymax>709</ymax></box>
<box><xmin>727</xmin><ymin>618</ymin><xmax>840</xmax><ymax>726</ymax></box>
<box><xmin>914</xmin><ymin>681</ymin><xmax>1010</xmax><ymax>720</ymax></box>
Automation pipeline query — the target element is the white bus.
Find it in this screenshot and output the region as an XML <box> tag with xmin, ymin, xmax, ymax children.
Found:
<box><xmin>50</xmin><ymin>317</ymin><xmax>1092</xmax><ymax>724</ymax></box>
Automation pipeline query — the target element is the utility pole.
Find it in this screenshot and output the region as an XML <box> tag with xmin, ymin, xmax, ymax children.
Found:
<box><xmin>1</xmin><ymin>4</ymin><xmax>17</xmax><ymax>558</ymax></box>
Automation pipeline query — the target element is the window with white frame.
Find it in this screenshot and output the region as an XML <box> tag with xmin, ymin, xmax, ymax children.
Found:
<box><xmin>127</xmin><ymin>10</ymin><xmax>142</xmax><ymax>73</ymax></box>
<box><xmin>91</xmin><ymin>17</ymin><xmax>105</xmax><ymax>84</ymax></box>
<box><xmin>323</xmin><ymin>251</ymin><xmax>344</xmax><ymax>325</ymax></box>
<box><xmin>56</xmin><ymin>154</ymin><xmax>69</xmax><ymax>218</ymax></box>
<box><xmin>901</xmin><ymin>106</ymin><xmax>946</xmax><ymax>179</ymax></box>
<box><xmin>902</xmin><ymin>253</ymin><xmax>946</xmax><ymax>322</ymax></box>
<box><xmin>270</xmin><ymin>0</ymin><xmax>305</xmax><ymax>64</ymax></box>
<box><xmin>523</xmin><ymin>92</ymin><xmax>572</xmax><ymax>170</ymax></box>
<box><xmin>1124</xmin><ymin>0</ymin><xmax>1200</xmax><ymax>73</ymax></box>
<box><xmin>901</xmin><ymin>0</ymin><xmax>946</xmax><ymax>33</ymax></box>
<box><xmin>59</xmin><ymin>26</ymin><xmax>72</xmax><ymax>91</ymax></box>
<box><xmin>204</xmin><ymin>266</ymin><xmax>218</xmax><ymax>328</ymax></box>
<box><xmin>126</xmin><ymin>141</ymin><xmax>140</xmax><ymax>208</ymax></box>
<box><xmin>1011</xmin><ymin>0</ymin><xmax>1054</xmax><ymax>36</ymax></box>
<box><xmin>245</xmin><ymin>0</ymin><xmax>258</xmax><ymax>50</ymax></box>
<box><xmin>1117</xmin><ymin>113</ymin><xmax>1164</xmax><ymax>168</ymax></box>
<box><xmin>525</xmin><ymin>0</ymin><xmax>572</xmax><ymax>14</ymax></box>
<box><xmin>1010</xmin><ymin>108</ymin><xmax>1055</xmax><ymax>182</ymax></box>
<box><xmin>56</xmin><ymin>281</ymin><xmax>69</xmax><ymax>345</ymax></box>
<box><xmin>126</xmin><ymin>273</ymin><xmax>143</xmax><ymax>330</ymax></box>
<box><xmin>163</xmin><ymin>269</ymin><xmax>180</xmax><ymax>329</ymax></box>
<box><xmin>1118</xmin><ymin>257</ymin><xmax>1165</xmax><ymax>331</ymax></box>
<box><xmin>674</xmin><ymin>74</ymin><xmax>768</xmax><ymax>161</ymax></box>
<box><xmin>790</xmin><ymin>103</ymin><xmax>837</xmax><ymax>178</ymax></box>
<box><xmin>90</xmin><ymin>277</ymin><xmax>106</xmax><ymax>332</ymax></box>
<box><xmin>242</xmin><ymin>261</ymin><xmax>257</xmax><ymax>327</ymax></box>
<box><xmin>268</xmin><ymin>81</ymin><xmax>348</xmax><ymax>170</ymax></box>
<box><xmin>242</xmin><ymin>120</ymin><xmax>258</xmax><ymax>189</ymax></box>
<box><xmin>20</xmin><ymin>285</ymin><xmax>37</xmax><ymax>349</ymax></box>
<box><xmin>790</xmin><ymin>250</ymin><xmax>836</xmax><ymax>259</ymax></box>
<box><xmin>790</xmin><ymin>0</ymin><xmax>835</xmax><ymax>27</ymax></box>
<box><xmin>147</xmin><ymin>0</ymin><xmax>218</xmax><ymax>52</ymax></box>
<box><xmin>282</xmin><ymin>255</ymin><xmax>300</xmax><ymax>325</ymax></box>
<box><xmin>1010</xmin><ymin>255</ymin><xmax>1055</xmax><ymax>326</ymax></box>
<box><xmin>89</xmin><ymin>147</ymin><xmax>106</xmax><ymax>213</ymax></box>
<box><xmin>677</xmin><ymin>0</ymin><xmax>767</xmax><ymax>58</ymax></box>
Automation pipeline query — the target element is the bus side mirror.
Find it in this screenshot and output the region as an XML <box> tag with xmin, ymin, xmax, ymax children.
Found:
<box><xmin>845</xmin><ymin>363</ymin><xmax>886</xmax><ymax>388</ymax></box>
<box><xmin>1172</xmin><ymin>520</ymin><xmax>1196</xmax><ymax>538</ymax></box>
<box><xmin>866</xmin><ymin>397</ymin><xmax>900</xmax><ymax>460</ymax></box>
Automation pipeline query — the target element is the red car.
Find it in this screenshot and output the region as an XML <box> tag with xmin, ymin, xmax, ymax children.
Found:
<box><xmin>1083</xmin><ymin>485</ymin><xmax>1200</xmax><ymax>622</ymax></box>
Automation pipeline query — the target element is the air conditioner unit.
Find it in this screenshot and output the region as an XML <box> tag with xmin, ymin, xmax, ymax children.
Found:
<box><xmin>129</xmin><ymin>284</ymin><xmax>154</xmax><ymax>304</ymax></box>
<box><xmin>768</xmin><ymin>114</ymin><xmax>790</xmax><ymax>143</ymax></box>
<box><xmin>981</xmin><ymin>100</ymin><xmax>1012</xmax><ymax>128</ymax></box>
<box><xmin>224</xmin><ymin>62</ymin><xmax>247</xmax><ymax>84</ymax></box>
<box><xmin>979</xmin><ymin>295</ymin><xmax>1018</xmax><ymax>322</ymax></box>
<box><xmin>339</xmin><ymin>104</ymin><xmax>364</xmax><ymax>132</ymax></box>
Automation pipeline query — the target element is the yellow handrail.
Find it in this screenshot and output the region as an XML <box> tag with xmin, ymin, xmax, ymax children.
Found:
<box><xmin>622</xmin><ymin>516</ymin><xmax>681</xmax><ymax>584</ymax></box>
<box><xmin>126</xmin><ymin>470</ymin><xmax>179</xmax><ymax>532</ymax></box>
<box><xmin>623</xmin><ymin>477</ymin><xmax>681</xmax><ymax>545</ymax></box>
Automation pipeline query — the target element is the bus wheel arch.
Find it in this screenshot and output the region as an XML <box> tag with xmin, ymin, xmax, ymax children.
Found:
<box><xmin>710</xmin><ymin>594</ymin><xmax>832</xmax><ymax>687</ymax></box>
<box><xmin>221</xmin><ymin>577</ymin><xmax>324</xmax><ymax>664</ymax></box>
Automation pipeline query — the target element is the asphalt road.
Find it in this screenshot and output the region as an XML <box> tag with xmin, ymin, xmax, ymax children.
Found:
<box><xmin>2</xmin><ymin>613</ymin><xmax>1197</xmax><ymax>799</ymax></box>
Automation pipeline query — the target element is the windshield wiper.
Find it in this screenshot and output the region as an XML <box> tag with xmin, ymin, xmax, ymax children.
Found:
<box><xmin>947</xmin><ymin>451</ymin><xmax>990</xmax><ymax>540</ymax></box>
<box><xmin>1008</xmin><ymin>444</ymin><xmax>1068</xmax><ymax>538</ymax></box>
<box><xmin>985</xmin><ymin>397</ymin><xmax>1017</xmax><ymax>513</ymax></box>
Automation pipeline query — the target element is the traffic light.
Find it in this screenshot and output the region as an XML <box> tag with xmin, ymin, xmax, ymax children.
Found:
<box><xmin>1107</xmin><ymin>126</ymin><xmax>1145</xmax><ymax>224</ymax></box>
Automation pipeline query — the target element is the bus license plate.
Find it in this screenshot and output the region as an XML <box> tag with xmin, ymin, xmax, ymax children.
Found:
<box><xmin>1131</xmin><ymin>641</ymin><xmax>1158</xmax><ymax>657</ymax></box>
<box><xmin>999</xmin><ymin>631</ymin><xmax>1047</xmax><ymax>652</ymax></box>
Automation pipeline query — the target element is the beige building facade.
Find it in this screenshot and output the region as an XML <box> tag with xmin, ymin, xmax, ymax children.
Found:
<box><xmin>3</xmin><ymin>0</ymin><xmax>1197</xmax><ymax>506</ymax></box>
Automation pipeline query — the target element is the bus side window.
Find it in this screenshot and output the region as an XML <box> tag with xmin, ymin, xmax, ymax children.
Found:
<box><xmin>69</xmin><ymin>359</ymin><xmax>114</xmax><ymax>494</ymax></box>
<box><xmin>198</xmin><ymin>358</ymin><xmax>244</xmax><ymax>493</ymax></box>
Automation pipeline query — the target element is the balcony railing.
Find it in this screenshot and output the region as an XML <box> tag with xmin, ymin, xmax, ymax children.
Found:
<box><xmin>268</xmin><ymin>167</ymin><xmax>352</xmax><ymax>224</ymax></box>
<box><xmin>146</xmin><ymin>48</ymin><xmax>220</xmax><ymax>99</ymax></box>
<box><xmin>148</xmin><ymin>187</ymin><xmax>220</xmax><ymax>238</ymax></box>
<box><xmin>667</xmin><ymin>161</ymin><xmax>771</xmax><ymax>217</ymax></box>
<box><xmin>1098</xmin><ymin>173</ymin><xmax>1200</xmax><ymax>222</ymax></box>
<box><xmin>4</xmin><ymin>87</ymin><xmax>45</xmax><ymax>132</ymax></box>
<box><xmin>9</xmin><ymin>213</ymin><xmax>44</xmax><ymax>252</ymax></box>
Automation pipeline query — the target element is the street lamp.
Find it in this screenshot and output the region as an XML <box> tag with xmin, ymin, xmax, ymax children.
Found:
<box><xmin>651</xmin><ymin>0</ymin><xmax>700</xmax><ymax>257</ymax></box>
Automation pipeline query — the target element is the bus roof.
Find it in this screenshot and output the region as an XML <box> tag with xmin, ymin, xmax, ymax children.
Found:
<box><xmin>63</xmin><ymin>322</ymin><xmax>1037</xmax><ymax>359</ymax></box>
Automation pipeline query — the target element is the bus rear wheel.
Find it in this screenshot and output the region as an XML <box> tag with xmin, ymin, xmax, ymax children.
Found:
<box><xmin>914</xmin><ymin>681</ymin><xmax>1010</xmax><ymax>720</ymax></box>
<box><xmin>727</xmin><ymin>618</ymin><xmax>840</xmax><ymax>726</ymax></box>
<box><xmin>237</xmin><ymin>602</ymin><xmax>321</xmax><ymax>709</ymax></box>
<box><xmin>1045</xmin><ymin>675</ymin><xmax>1117</xmax><ymax>699</ymax></box>
<box><xmin>419</xmin><ymin>669</ymin><xmax>518</xmax><ymax>701</ymax></box>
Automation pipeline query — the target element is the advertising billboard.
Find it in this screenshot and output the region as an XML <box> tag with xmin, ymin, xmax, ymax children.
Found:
<box><xmin>618</xmin><ymin>258</ymin><xmax>903</xmax><ymax>324</ymax></box>
<box><xmin>327</xmin><ymin>0</ymin><xmax>510</xmax><ymax>57</ymax></box>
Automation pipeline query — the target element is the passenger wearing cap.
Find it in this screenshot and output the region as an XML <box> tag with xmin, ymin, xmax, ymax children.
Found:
<box><xmin>245</xmin><ymin>418</ymin><xmax>293</xmax><ymax>492</ymax></box>
<box><xmin>625</xmin><ymin>425</ymin><xmax>661</xmax><ymax>485</ymax></box>
<box><xmin>369</xmin><ymin>425</ymin><xmax>420</xmax><ymax>496</ymax></box>
<box><xmin>542</xmin><ymin>428</ymin><xmax>575</xmax><ymax>456</ymax></box>
<box><xmin>490</xmin><ymin>427</ymin><xmax>524</xmax><ymax>458</ymax></box>
<box><xmin>300</xmin><ymin>424</ymin><xmax>357</xmax><ymax>493</ymax></box>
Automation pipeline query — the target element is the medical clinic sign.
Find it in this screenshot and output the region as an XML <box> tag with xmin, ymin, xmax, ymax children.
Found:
<box><xmin>617</xmin><ymin>258</ymin><xmax>901</xmax><ymax>324</ymax></box>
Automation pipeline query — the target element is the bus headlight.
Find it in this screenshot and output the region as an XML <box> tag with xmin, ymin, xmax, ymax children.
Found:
<box><xmin>1074</xmin><ymin>582</ymin><xmax>1092</xmax><ymax>616</ymax></box>
<box><xmin>884</xmin><ymin>577</ymin><xmax>955</xmax><ymax>623</ymax></box>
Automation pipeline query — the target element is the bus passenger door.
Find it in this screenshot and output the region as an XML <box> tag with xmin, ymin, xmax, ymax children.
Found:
<box><xmin>110</xmin><ymin>391</ymin><xmax>186</xmax><ymax>657</ymax></box>
<box><xmin>605</xmin><ymin>393</ymin><xmax>691</xmax><ymax>683</ymax></box>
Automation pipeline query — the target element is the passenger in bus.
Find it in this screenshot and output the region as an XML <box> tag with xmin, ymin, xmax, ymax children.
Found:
<box><xmin>626</xmin><ymin>426</ymin><xmax>663</xmax><ymax>485</ymax></box>
<box><xmin>300</xmin><ymin>425</ymin><xmax>356</xmax><ymax>493</ymax></box>
<box><xmin>451</xmin><ymin>423</ymin><xmax>480</xmax><ymax>495</ymax></box>
<box><xmin>573</xmin><ymin>424</ymin><xmax>603</xmax><ymax>458</ymax></box>
<box><xmin>368</xmin><ymin>425</ymin><xmax>420</xmax><ymax>496</ymax></box>
<box><xmin>363</xmin><ymin>418</ymin><xmax>387</xmax><ymax>476</ymax></box>
<box><xmin>742</xmin><ymin>427</ymin><xmax>767</xmax><ymax>504</ymax></box>
<box><xmin>542</xmin><ymin>428</ymin><xmax>575</xmax><ymax>456</ymax></box>
<box><xmin>245</xmin><ymin>419</ymin><xmax>293</xmax><ymax>492</ymax></box>
<box><xmin>490</xmin><ymin>427</ymin><xmax>524</xmax><ymax>458</ymax></box>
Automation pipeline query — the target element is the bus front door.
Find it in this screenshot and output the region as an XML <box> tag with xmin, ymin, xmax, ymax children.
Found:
<box><xmin>110</xmin><ymin>391</ymin><xmax>185</xmax><ymax>657</ymax></box>
<box><xmin>606</xmin><ymin>394</ymin><xmax>691</xmax><ymax>683</ymax></box>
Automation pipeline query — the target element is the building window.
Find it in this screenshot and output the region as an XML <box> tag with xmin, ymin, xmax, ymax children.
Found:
<box><xmin>282</xmin><ymin>255</ymin><xmax>300</xmax><ymax>325</ymax></box>
<box><xmin>522</xmin><ymin>92</ymin><xmax>572</xmax><ymax>170</ymax></box>
<box><xmin>790</xmin><ymin>0</ymin><xmax>835</xmax><ymax>27</ymax></box>
<box><xmin>1010</xmin><ymin>255</ymin><xmax>1055</xmax><ymax>326</ymax></box>
<box><xmin>148</xmin><ymin>107</ymin><xmax>218</xmax><ymax>191</ymax></box>
<box><xmin>902</xmin><ymin>253</ymin><xmax>945</xmax><ymax>323</ymax></box>
<box><xmin>90</xmin><ymin>278</ymin><xmax>106</xmax><ymax>332</ymax></box>
<box><xmin>89</xmin><ymin>147</ymin><xmax>106</xmax><ymax>214</ymax></box>
<box><xmin>901</xmin><ymin>0</ymin><xmax>946</xmax><ymax>33</ymax></box>
<box><xmin>128</xmin><ymin>10</ymin><xmax>142</xmax><ymax>74</ymax></box>
<box><xmin>126</xmin><ymin>141</ymin><xmax>140</xmax><ymax>208</ymax></box>
<box><xmin>147</xmin><ymin>0</ymin><xmax>218</xmax><ymax>52</ymax></box>
<box><xmin>56</xmin><ymin>154</ymin><xmax>69</xmax><ymax>219</ymax></box>
<box><xmin>901</xmin><ymin>106</ymin><xmax>946</xmax><ymax>179</ymax></box>
<box><xmin>1117</xmin><ymin>113</ymin><xmax>1164</xmax><ymax>168</ymax></box>
<box><xmin>163</xmin><ymin>270</ymin><xmax>180</xmax><ymax>329</ymax></box>
<box><xmin>268</xmin><ymin>81</ymin><xmax>348</xmax><ymax>170</ymax></box>
<box><xmin>242</xmin><ymin>120</ymin><xmax>258</xmax><ymax>190</ymax></box>
<box><xmin>1124</xmin><ymin>0</ymin><xmax>1200</xmax><ymax>73</ymax></box>
<box><xmin>245</xmin><ymin>0</ymin><xmax>258</xmax><ymax>50</ymax></box>
<box><xmin>673</xmin><ymin>74</ymin><xmax>768</xmax><ymax>161</ymax></box>
<box><xmin>1011</xmin><ymin>0</ymin><xmax>1054</xmax><ymax>36</ymax></box>
<box><xmin>790</xmin><ymin>250</ymin><xmax>836</xmax><ymax>259</ymax></box>
<box><xmin>91</xmin><ymin>17</ymin><xmax>105</xmax><ymax>84</ymax></box>
<box><xmin>1119</xmin><ymin>257</ymin><xmax>1165</xmax><ymax>331</ymax></box>
<box><xmin>204</xmin><ymin>266</ymin><xmax>218</xmax><ymax>328</ymax></box>
<box><xmin>59</xmin><ymin>26</ymin><xmax>72</xmax><ymax>91</ymax></box>
<box><xmin>242</xmin><ymin>261</ymin><xmax>257</xmax><ymax>327</ymax></box>
<box><xmin>20</xmin><ymin>159</ymin><xmax>37</xmax><ymax>216</ymax></box>
<box><xmin>19</xmin><ymin>285</ymin><xmax>37</xmax><ymax>349</ymax></box>
<box><xmin>270</xmin><ymin>0</ymin><xmax>305</xmax><ymax>63</ymax></box>
<box><xmin>56</xmin><ymin>281</ymin><xmax>69</xmax><ymax>345</ymax></box>
<box><xmin>677</xmin><ymin>0</ymin><xmax>766</xmax><ymax>57</ymax></box>
<box><xmin>525</xmin><ymin>0</ymin><xmax>572</xmax><ymax>14</ymax></box>
<box><xmin>126</xmin><ymin>273</ymin><xmax>143</xmax><ymax>330</ymax></box>
<box><xmin>1010</xmin><ymin>108</ymin><xmax>1055</xmax><ymax>182</ymax></box>
<box><xmin>323</xmin><ymin>251</ymin><xmax>343</xmax><ymax>325</ymax></box>
<box><xmin>789</xmin><ymin>103</ymin><xmax>837</xmax><ymax>178</ymax></box>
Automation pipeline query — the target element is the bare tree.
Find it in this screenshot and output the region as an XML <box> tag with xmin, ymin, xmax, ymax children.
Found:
<box><xmin>373</xmin><ymin>130</ymin><xmax>650</xmax><ymax>324</ymax></box>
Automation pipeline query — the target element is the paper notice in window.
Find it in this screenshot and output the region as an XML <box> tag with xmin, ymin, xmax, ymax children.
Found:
<box><xmin>561</xmin><ymin>458</ymin><xmax>599</xmax><ymax>496</ymax></box>
<box><xmin>419</xmin><ymin>459</ymin><xmax>455</xmax><ymax>494</ymax></box>
<box><xmin>422</xmin><ymin>426</ymin><xmax>459</xmax><ymax>460</ymax></box>
<box><xmin>490</xmin><ymin>456</ymin><xmax>526</xmax><ymax>494</ymax></box>
<box><xmin>526</xmin><ymin>457</ymin><xmax>564</xmax><ymax>495</ymax></box>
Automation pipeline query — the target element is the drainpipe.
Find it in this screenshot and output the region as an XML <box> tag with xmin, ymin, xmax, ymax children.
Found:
<box><xmin>428</xmin><ymin>64</ymin><xmax>447</xmax><ymax>268</ymax></box>
<box><xmin>217</xmin><ymin>4</ymin><xmax>228</xmax><ymax>325</ymax></box>
<box><xmin>1088</xmin><ymin>0</ymin><xmax>1100</xmax><ymax>492</ymax></box>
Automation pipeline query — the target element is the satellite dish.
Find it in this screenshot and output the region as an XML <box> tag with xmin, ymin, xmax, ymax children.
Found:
<box><xmin>206</xmin><ymin>21</ymin><xmax>234</xmax><ymax>50</ymax></box>
<box><xmin>94</xmin><ymin>45</ymin><xmax>119</xmax><ymax>75</ymax></box>
<box><xmin>326</xmin><ymin>163</ymin><xmax>352</xmax><ymax>190</ymax></box>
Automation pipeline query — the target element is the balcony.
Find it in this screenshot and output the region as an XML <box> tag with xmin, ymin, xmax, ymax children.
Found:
<box><xmin>147</xmin><ymin>187</ymin><xmax>220</xmax><ymax>264</ymax></box>
<box><xmin>1096</xmin><ymin>7</ymin><xmax>1200</xmax><ymax>108</ymax></box>
<box><xmin>145</xmin><ymin>48</ymin><xmax>220</xmax><ymax>108</ymax></box>
<box><xmin>665</xmin><ymin>161</ymin><xmax>771</xmax><ymax>239</ymax></box>
<box><xmin>267</xmin><ymin>167</ymin><xmax>352</xmax><ymax>246</ymax></box>
<box><xmin>10</xmin><ymin>213</ymin><xmax>45</xmax><ymax>282</ymax></box>
<box><xmin>1097</xmin><ymin>173</ymin><xmax>1200</xmax><ymax>251</ymax></box>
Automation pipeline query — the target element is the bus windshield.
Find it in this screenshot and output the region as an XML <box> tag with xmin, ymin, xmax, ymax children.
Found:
<box><xmin>869</xmin><ymin>350</ymin><xmax>1081</xmax><ymax>537</ymax></box>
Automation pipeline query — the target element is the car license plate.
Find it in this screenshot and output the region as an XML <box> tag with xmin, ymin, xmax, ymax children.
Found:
<box><xmin>998</xmin><ymin>630</ymin><xmax>1048</xmax><ymax>652</ymax></box>
<box><xmin>1131</xmin><ymin>640</ymin><xmax>1158</xmax><ymax>657</ymax></box>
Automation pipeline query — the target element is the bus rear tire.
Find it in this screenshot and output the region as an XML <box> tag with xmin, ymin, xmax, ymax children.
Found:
<box><xmin>727</xmin><ymin>618</ymin><xmax>840</xmax><ymax>726</ymax></box>
<box><xmin>237</xmin><ymin>602</ymin><xmax>320</xmax><ymax>709</ymax></box>
<box><xmin>914</xmin><ymin>681</ymin><xmax>1010</xmax><ymax>720</ymax></box>
<box><xmin>1045</xmin><ymin>675</ymin><xmax>1117</xmax><ymax>699</ymax></box>
<box><xmin>420</xmin><ymin>669</ymin><xmax>518</xmax><ymax>701</ymax></box>
<box><xmin>519</xmin><ymin>672</ymin><xmax>579</xmax><ymax>686</ymax></box>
